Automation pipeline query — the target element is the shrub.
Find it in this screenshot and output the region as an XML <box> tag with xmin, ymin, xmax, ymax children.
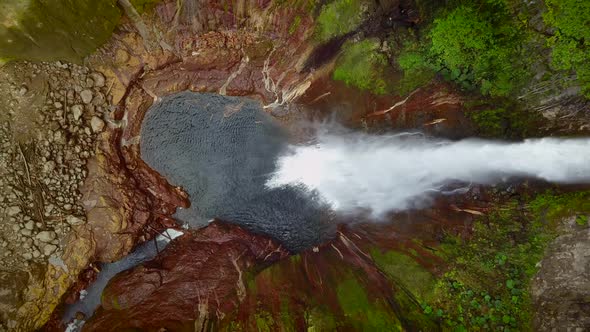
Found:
<box><xmin>543</xmin><ymin>0</ymin><xmax>590</xmax><ymax>98</ymax></box>
<box><xmin>428</xmin><ymin>4</ymin><xmax>530</xmax><ymax>96</ymax></box>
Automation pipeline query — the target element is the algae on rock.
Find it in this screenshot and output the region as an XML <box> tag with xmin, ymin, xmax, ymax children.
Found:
<box><xmin>0</xmin><ymin>0</ymin><xmax>121</xmax><ymax>63</ymax></box>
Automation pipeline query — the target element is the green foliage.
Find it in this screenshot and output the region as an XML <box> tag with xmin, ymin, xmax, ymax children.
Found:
<box><xmin>430</xmin><ymin>213</ymin><xmax>543</xmax><ymax>330</ymax></box>
<box><xmin>396</xmin><ymin>1</ymin><xmax>532</xmax><ymax>97</ymax></box>
<box><xmin>430</xmin><ymin>6</ymin><xmax>494</xmax><ymax>71</ymax></box>
<box><xmin>333</xmin><ymin>39</ymin><xmax>388</xmax><ymax>94</ymax></box>
<box><xmin>371</xmin><ymin>249</ymin><xmax>440</xmax><ymax>330</ymax></box>
<box><xmin>422</xmin><ymin>190</ymin><xmax>590</xmax><ymax>330</ymax></box>
<box><xmin>543</xmin><ymin>0</ymin><xmax>590</xmax><ymax>98</ymax></box>
<box><xmin>315</xmin><ymin>0</ymin><xmax>364</xmax><ymax>42</ymax></box>
<box><xmin>575</xmin><ymin>215</ymin><xmax>588</xmax><ymax>226</ymax></box>
<box><xmin>469</xmin><ymin>108</ymin><xmax>507</xmax><ymax>137</ymax></box>
<box><xmin>466</xmin><ymin>106</ymin><xmax>543</xmax><ymax>138</ymax></box>
<box><xmin>528</xmin><ymin>190</ymin><xmax>590</xmax><ymax>223</ymax></box>
<box><xmin>428</xmin><ymin>4</ymin><xmax>530</xmax><ymax>96</ymax></box>
<box><xmin>254</xmin><ymin>311</ymin><xmax>275</xmax><ymax>332</ymax></box>
<box><xmin>396</xmin><ymin>44</ymin><xmax>436</xmax><ymax>95</ymax></box>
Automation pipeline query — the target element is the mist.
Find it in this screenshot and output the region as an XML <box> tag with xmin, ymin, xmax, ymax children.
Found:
<box><xmin>267</xmin><ymin>124</ymin><xmax>590</xmax><ymax>217</ymax></box>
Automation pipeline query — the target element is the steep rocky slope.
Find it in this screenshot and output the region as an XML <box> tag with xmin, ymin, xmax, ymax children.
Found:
<box><xmin>0</xmin><ymin>0</ymin><xmax>588</xmax><ymax>331</ymax></box>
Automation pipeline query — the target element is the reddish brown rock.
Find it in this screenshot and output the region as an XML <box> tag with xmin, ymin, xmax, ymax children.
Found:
<box><xmin>83</xmin><ymin>221</ymin><xmax>289</xmax><ymax>331</ymax></box>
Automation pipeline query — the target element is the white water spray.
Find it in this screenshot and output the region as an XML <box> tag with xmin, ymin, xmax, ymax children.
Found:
<box><xmin>267</xmin><ymin>127</ymin><xmax>590</xmax><ymax>216</ymax></box>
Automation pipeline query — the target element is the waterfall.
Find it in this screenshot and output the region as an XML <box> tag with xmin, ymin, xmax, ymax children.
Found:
<box><xmin>267</xmin><ymin>125</ymin><xmax>590</xmax><ymax>216</ymax></box>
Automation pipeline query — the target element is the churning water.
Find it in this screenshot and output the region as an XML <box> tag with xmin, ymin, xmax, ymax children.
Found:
<box><xmin>141</xmin><ymin>92</ymin><xmax>590</xmax><ymax>246</ymax></box>
<box><xmin>140</xmin><ymin>92</ymin><xmax>333</xmax><ymax>252</ymax></box>
<box><xmin>267</xmin><ymin>124</ymin><xmax>590</xmax><ymax>217</ymax></box>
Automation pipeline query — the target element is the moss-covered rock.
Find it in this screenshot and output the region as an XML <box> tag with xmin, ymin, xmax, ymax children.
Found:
<box><xmin>0</xmin><ymin>0</ymin><xmax>121</xmax><ymax>63</ymax></box>
<box><xmin>315</xmin><ymin>0</ymin><xmax>368</xmax><ymax>42</ymax></box>
<box><xmin>333</xmin><ymin>39</ymin><xmax>389</xmax><ymax>95</ymax></box>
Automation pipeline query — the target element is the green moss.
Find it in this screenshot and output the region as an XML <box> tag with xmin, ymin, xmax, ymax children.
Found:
<box><xmin>254</xmin><ymin>311</ymin><xmax>275</xmax><ymax>332</ymax></box>
<box><xmin>305</xmin><ymin>306</ymin><xmax>339</xmax><ymax>331</ymax></box>
<box><xmin>429</xmin><ymin>3</ymin><xmax>532</xmax><ymax>96</ymax></box>
<box><xmin>246</xmin><ymin>271</ymin><xmax>258</xmax><ymax>294</ymax></box>
<box><xmin>0</xmin><ymin>0</ymin><xmax>121</xmax><ymax>63</ymax></box>
<box><xmin>423</xmin><ymin>190</ymin><xmax>590</xmax><ymax>331</ymax></box>
<box><xmin>336</xmin><ymin>276</ymin><xmax>403</xmax><ymax>331</ymax></box>
<box><xmin>397</xmin><ymin>65</ymin><xmax>436</xmax><ymax>95</ymax></box>
<box><xmin>528</xmin><ymin>190</ymin><xmax>590</xmax><ymax>224</ymax></box>
<box><xmin>315</xmin><ymin>0</ymin><xmax>365</xmax><ymax>42</ymax></box>
<box><xmin>575</xmin><ymin>215</ymin><xmax>589</xmax><ymax>226</ymax></box>
<box><xmin>333</xmin><ymin>39</ymin><xmax>388</xmax><ymax>95</ymax></box>
<box><xmin>466</xmin><ymin>106</ymin><xmax>544</xmax><ymax>139</ymax></box>
<box><xmin>543</xmin><ymin>0</ymin><xmax>590</xmax><ymax>98</ymax></box>
<box><xmin>396</xmin><ymin>1</ymin><xmax>534</xmax><ymax>97</ymax></box>
<box><xmin>290</xmin><ymin>254</ymin><xmax>302</xmax><ymax>264</ymax></box>
<box><xmin>130</xmin><ymin>0</ymin><xmax>161</xmax><ymax>14</ymax></box>
<box><xmin>371</xmin><ymin>250</ymin><xmax>435</xmax><ymax>301</ymax></box>
<box><xmin>279</xmin><ymin>298</ymin><xmax>296</xmax><ymax>332</ymax></box>
<box><xmin>288</xmin><ymin>16</ymin><xmax>302</xmax><ymax>35</ymax></box>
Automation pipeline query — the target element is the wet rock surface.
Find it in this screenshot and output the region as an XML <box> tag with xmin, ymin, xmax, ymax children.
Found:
<box><xmin>0</xmin><ymin>0</ymin><xmax>588</xmax><ymax>331</ymax></box>
<box><xmin>532</xmin><ymin>216</ymin><xmax>590</xmax><ymax>331</ymax></box>
<box><xmin>83</xmin><ymin>221</ymin><xmax>288</xmax><ymax>331</ymax></box>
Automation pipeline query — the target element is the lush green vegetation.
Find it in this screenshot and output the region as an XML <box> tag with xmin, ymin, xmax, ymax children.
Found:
<box><xmin>466</xmin><ymin>105</ymin><xmax>544</xmax><ymax>139</ymax></box>
<box><xmin>333</xmin><ymin>39</ymin><xmax>389</xmax><ymax>94</ymax></box>
<box><xmin>528</xmin><ymin>190</ymin><xmax>590</xmax><ymax>224</ymax></box>
<box><xmin>366</xmin><ymin>190</ymin><xmax>590</xmax><ymax>331</ymax></box>
<box><xmin>396</xmin><ymin>45</ymin><xmax>436</xmax><ymax>95</ymax></box>
<box><xmin>422</xmin><ymin>190</ymin><xmax>590</xmax><ymax>331</ymax></box>
<box><xmin>325</xmin><ymin>0</ymin><xmax>590</xmax><ymax>100</ymax></box>
<box><xmin>397</xmin><ymin>1</ymin><xmax>531</xmax><ymax>97</ymax></box>
<box><xmin>315</xmin><ymin>0</ymin><xmax>365</xmax><ymax>42</ymax></box>
<box><xmin>0</xmin><ymin>0</ymin><xmax>164</xmax><ymax>63</ymax></box>
<box><xmin>543</xmin><ymin>0</ymin><xmax>590</xmax><ymax>98</ymax></box>
<box><xmin>430</xmin><ymin>205</ymin><xmax>548</xmax><ymax>331</ymax></box>
<box><xmin>220</xmin><ymin>189</ymin><xmax>589</xmax><ymax>332</ymax></box>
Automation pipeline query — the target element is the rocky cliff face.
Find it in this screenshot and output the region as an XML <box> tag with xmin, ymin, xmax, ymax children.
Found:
<box><xmin>0</xmin><ymin>0</ymin><xmax>589</xmax><ymax>331</ymax></box>
<box><xmin>82</xmin><ymin>221</ymin><xmax>288</xmax><ymax>331</ymax></box>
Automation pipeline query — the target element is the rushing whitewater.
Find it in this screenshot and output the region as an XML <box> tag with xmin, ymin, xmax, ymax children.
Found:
<box><xmin>267</xmin><ymin>127</ymin><xmax>590</xmax><ymax>216</ymax></box>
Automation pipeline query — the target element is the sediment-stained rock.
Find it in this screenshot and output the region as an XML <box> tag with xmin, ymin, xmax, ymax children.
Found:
<box><xmin>82</xmin><ymin>221</ymin><xmax>288</xmax><ymax>331</ymax></box>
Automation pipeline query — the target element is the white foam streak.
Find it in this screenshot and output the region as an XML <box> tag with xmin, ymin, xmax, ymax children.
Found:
<box><xmin>267</xmin><ymin>130</ymin><xmax>590</xmax><ymax>216</ymax></box>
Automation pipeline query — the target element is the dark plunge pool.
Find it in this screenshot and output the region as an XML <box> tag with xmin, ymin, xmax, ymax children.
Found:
<box><xmin>140</xmin><ymin>92</ymin><xmax>333</xmax><ymax>251</ymax></box>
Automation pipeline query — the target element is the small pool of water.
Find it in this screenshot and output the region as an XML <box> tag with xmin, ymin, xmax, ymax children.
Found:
<box><xmin>140</xmin><ymin>92</ymin><xmax>333</xmax><ymax>252</ymax></box>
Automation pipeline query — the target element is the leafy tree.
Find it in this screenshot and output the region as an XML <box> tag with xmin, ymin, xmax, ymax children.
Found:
<box><xmin>396</xmin><ymin>1</ymin><xmax>531</xmax><ymax>97</ymax></box>
<box><xmin>543</xmin><ymin>0</ymin><xmax>590</xmax><ymax>98</ymax></box>
<box><xmin>428</xmin><ymin>4</ymin><xmax>529</xmax><ymax>96</ymax></box>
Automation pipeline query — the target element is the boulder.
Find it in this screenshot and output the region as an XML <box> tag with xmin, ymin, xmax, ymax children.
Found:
<box><xmin>35</xmin><ymin>231</ymin><xmax>56</xmax><ymax>243</ymax></box>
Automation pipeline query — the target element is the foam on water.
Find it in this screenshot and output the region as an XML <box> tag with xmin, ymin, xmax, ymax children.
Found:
<box><xmin>140</xmin><ymin>92</ymin><xmax>333</xmax><ymax>251</ymax></box>
<box><xmin>267</xmin><ymin>125</ymin><xmax>590</xmax><ymax>216</ymax></box>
